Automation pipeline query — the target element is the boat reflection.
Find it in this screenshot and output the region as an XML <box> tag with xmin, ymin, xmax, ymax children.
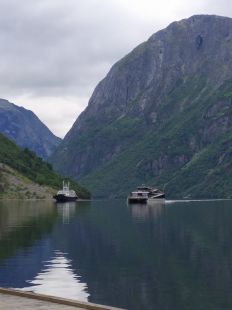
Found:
<box><xmin>56</xmin><ymin>201</ymin><xmax>91</xmax><ymax>224</ymax></box>
<box><xmin>128</xmin><ymin>200</ymin><xmax>165</xmax><ymax>222</ymax></box>
<box><xmin>56</xmin><ymin>202</ymin><xmax>77</xmax><ymax>224</ymax></box>
<box><xmin>19</xmin><ymin>250</ymin><xmax>90</xmax><ymax>302</ymax></box>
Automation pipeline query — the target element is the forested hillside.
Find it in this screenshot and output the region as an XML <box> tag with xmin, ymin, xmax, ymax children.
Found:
<box><xmin>0</xmin><ymin>134</ymin><xmax>90</xmax><ymax>199</ymax></box>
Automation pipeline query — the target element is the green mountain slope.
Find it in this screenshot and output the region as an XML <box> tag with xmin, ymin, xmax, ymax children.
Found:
<box><xmin>0</xmin><ymin>134</ymin><xmax>90</xmax><ymax>199</ymax></box>
<box><xmin>81</xmin><ymin>80</ymin><xmax>232</xmax><ymax>198</ymax></box>
<box><xmin>51</xmin><ymin>15</ymin><xmax>232</xmax><ymax>199</ymax></box>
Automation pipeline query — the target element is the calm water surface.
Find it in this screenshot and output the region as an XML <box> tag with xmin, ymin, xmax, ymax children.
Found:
<box><xmin>0</xmin><ymin>199</ymin><xmax>232</xmax><ymax>309</ymax></box>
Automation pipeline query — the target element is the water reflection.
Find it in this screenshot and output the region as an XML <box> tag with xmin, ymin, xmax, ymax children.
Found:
<box><xmin>0</xmin><ymin>200</ymin><xmax>90</xmax><ymax>302</ymax></box>
<box><xmin>1</xmin><ymin>199</ymin><xmax>232</xmax><ymax>309</ymax></box>
<box><xmin>0</xmin><ymin>200</ymin><xmax>55</xmax><ymax>238</ymax></box>
<box><xmin>56</xmin><ymin>202</ymin><xmax>77</xmax><ymax>224</ymax></box>
<box><xmin>20</xmin><ymin>250</ymin><xmax>89</xmax><ymax>301</ymax></box>
<box><xmin>0</xmin><ymin>200</ymin><xmax>57</xmax><ymax>263</ymax></box>
<box><xmin>128</xmin><ymin>201</ymin><xmax>165</xmax><ymax>221</ymax></box>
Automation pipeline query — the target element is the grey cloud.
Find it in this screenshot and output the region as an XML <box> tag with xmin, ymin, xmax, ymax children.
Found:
<box><xmin>0</xmin><ymin>0</ymin><xmax>156</xmax><ymax>99</ymax></box>
<box><xmin>0</xmin><ymin>0</ymin><xmax>232</xmax><ymax>137</ymax></box>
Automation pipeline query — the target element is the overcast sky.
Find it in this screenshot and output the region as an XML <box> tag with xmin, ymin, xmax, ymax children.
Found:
<box><xmin>0</xmin><ymin>0</ymin><xmax>232</xmax><ymax>137</ymax></box>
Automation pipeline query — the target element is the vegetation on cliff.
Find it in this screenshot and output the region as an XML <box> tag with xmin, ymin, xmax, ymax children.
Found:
<box><xmin>0</xmin><ymin>133</ymin><xmax>90</xmax><ymax>199</ymax></box>
<box><xmin>80</xmin><ymin>79</ymin><xmax>232</xmax><ymax>198</ymax></box>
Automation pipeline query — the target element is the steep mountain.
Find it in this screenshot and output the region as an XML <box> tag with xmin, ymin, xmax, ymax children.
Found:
<box><xmin>51</xmin><ymin>15</ymin><xmax>232</xmax><ymax>199</ymax></box>
<box><xmin>0</xmin><ymin>133</ymin><xmax>90</xmax><ymax>199</ymax></box>
<box><xmin>0</xmin><ymin>99</ymin><xmax>61</xmax><ymax>159</ymax></box>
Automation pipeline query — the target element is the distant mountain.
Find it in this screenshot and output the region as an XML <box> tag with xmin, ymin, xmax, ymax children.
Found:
<box><xmin>0</xmin><ymin>99</ymin><xmax>61</xmax><ymax>159</ymax></box>
<box><xmin>0</xmin><ymin>133</ymin><xmax>90</xmax><ymax>199</ymax></box>
<box><xmin>51</xmin><ymin>15</ymin><xmax>232</xmax><ymax>199</ymax></box>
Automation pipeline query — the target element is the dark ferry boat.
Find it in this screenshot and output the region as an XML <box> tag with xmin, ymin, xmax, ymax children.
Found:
<box><xmin>53</xmin><ymin>181</ymin><xmax>78</xmax><ymax>202</ymax></box>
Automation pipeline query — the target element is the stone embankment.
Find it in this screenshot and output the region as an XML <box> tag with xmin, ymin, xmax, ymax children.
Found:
<box><xmin>0</xmin><ymin>288</ymin><xmax>125</xmax><ymax>310</ymax></box>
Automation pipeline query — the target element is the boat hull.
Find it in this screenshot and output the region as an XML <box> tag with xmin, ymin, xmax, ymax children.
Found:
<box><xmin>53</xmin><ymin>194</ymin><xmax>78</xmax><ymax>202</ymax></box>
<box><xmin>127</xmin><ymin>197</ymin><xmax>147</xmax><ymax>204</ymax></box>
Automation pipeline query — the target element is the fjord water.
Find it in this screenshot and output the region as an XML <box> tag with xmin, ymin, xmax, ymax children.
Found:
<box><xmin>1</xmin><ymin>200</ymin><xmax>232</xmax><ymax>309</ymax></box>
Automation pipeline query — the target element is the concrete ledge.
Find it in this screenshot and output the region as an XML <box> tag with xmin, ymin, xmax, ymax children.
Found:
<box><xmin>0</xmin><ymin>288</ymin><xmax>125</xmax><ymax>310</ymax></box>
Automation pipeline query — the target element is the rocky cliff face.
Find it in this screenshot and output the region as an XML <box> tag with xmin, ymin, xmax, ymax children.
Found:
<box><xmin>0</xmin><ymin>99</ymin><xmax>61</xmax><ymax>159</ymax></box>
<box><xmin>51</xmin><ymin>15</ymin><xmax>232</xmax><ymax>198</ymax></box>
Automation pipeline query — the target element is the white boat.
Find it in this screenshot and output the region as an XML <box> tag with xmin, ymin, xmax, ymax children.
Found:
<box><xmin>127</xmin><ymin>185</ymin><xmax>165</xmax><ymax>204</ymax></box>
<box><xmin>147</xmin><ymin>196</ymin><xmax>165</xmax><ymax>205</ymax></box>
<box><xmin>127</xmin><ymin>190</ymin><xmax>149</xmax><ymax>203</ymax></box>
<box><xmin>53</xmin><ymin>181</ymin><xmax>78</xmax><ymax>202</ymax></box>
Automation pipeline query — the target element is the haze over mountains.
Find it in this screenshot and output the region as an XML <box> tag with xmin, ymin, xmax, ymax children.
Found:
<box><xmin>0</xmin><ymin>99</ymin><xmax>61</xmax><ymax>159</ymax></box>
<box><xmin>49</xmin><ymin>14</ymin><xmax>232</xmax><ymax>199</ymax></box>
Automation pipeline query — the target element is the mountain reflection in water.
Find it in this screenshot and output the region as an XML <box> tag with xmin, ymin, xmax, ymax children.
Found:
<box><xmin>1</xmin><ymin>199</ymin><xmax>232</xmax><ymax>309</ymax></box>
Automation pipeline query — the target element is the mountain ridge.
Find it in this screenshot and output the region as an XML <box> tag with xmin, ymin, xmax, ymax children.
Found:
<box><xmin>51</xmin><ymin>14</ymin><xmax>232</xmax><ymax>198</ymax></box>
<box><xmin>0</xmin><ymin>98</ymin><xmax>61</xmax><ymax>159</ymax></box>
